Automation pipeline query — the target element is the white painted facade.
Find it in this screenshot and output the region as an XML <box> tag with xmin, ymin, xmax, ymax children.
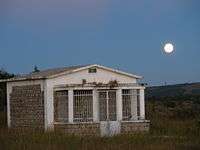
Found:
<box><xmin>6</xmin><ymin>64</ymin><xmax>147</xmax><ymax>134</ymax></box>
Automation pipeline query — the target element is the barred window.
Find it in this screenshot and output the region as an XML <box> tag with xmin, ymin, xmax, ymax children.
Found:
<box><xmin>99</xmin><ymin>90</ymin><xmax>117</xmax><ymax>121</ymax></box>
<box><xmin>122</xmin><ymin>89</ymin><xmax>140</xmax><ymax>120</ymax></box>
<box><xmin>73</xmin><ymin>90</ymin><xmax>93</xmax><ymax>122</ymax></box>
<box><xmin>54</xmin><ymin>90</ymin><xmax>68</xmax><ymax>122</ymax></box>
<box><xmin>99</xmin><ymin>91</ymin><xmax>107</xmax><ymax>121</ymax></box>
<box><xmin>108</xmin><ymin>91</ymin><xmax>117</xmax><ymax>121</ymax></box>
<box><xmin>122</xmin><ymin>89</ymin><xmax>132</xmax><ymax>121</ymax></box>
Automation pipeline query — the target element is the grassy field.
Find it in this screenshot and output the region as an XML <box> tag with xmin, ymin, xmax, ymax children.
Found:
<box><xmin>0</xmin><ymin>100</ymin><xmax>200</xmax><ymax>150</ymax></box>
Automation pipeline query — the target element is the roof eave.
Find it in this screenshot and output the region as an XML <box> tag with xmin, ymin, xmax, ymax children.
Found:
<box><xmin>0</xmin><ymin>77</ymin><xmax>46</xmax><ymax>83</ymax></box>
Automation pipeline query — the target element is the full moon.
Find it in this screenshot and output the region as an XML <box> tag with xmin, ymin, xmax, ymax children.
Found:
<box><xmin>164</xmin><ymin>43</ymin><xmax>174</xmax><ymax>53</ymax></box>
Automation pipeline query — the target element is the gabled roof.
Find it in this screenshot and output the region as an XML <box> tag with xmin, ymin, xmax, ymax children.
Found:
<box><xmin>0</xmin><ymin>64</ymin><xmax>142</xmax><ymax>82</ymax></box>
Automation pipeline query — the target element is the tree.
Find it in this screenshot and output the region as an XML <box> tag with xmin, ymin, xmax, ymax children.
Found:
<box><xmin>0</xmin><ymin>68</ymin><xmax>14</xmax><ymax>79</ymax></box>
<box><xmin>33</xmin><ymin>65</ymin><xmax>40</xmax><ymax>73</ymax></box>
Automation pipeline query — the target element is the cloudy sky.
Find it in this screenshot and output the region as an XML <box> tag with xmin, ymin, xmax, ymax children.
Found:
<box><xmin>0</xmin><ymin>0</ymin><xmax>200</xmax><ymax>85</ymax></box>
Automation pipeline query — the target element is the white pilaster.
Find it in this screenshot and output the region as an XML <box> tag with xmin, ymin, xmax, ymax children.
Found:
<box><xmin>68</xmin><ymin>89</ymin><xmax>74</xmax><ymax>123</ymax></box>
<box><xmin>7</xmin><ymin>83</ymin><xmax>12</xmax><ymax>128</ymax></box>
<box><xmin>116</xmin><ymin>89</ymin><xmax>122</xmax><ymax>121</ymax></box>
<box><xmin>131</xmin><ymin>89</ymin><xmax>138</xmax><ymax>120</ymax></box>
<box><xmin>46</xmin><ymin>83</ymin><xmax>54</xmax><ymax>130</ymax></box>
<box><xmin>139</xmin><ymin>89</ymin><xmax>145</xmax><ymax>120</ymax></box>
<box><xmin>93</xmin><ymin>89</ymin><xmax>99</xmax><ymax>122</ymax></box>
<box><xmin>43</xmin><ymin>80</ymin><xmax>48</xmax><ymax>130</ymax></box>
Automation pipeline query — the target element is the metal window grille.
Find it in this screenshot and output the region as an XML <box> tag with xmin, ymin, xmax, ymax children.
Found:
<box><xmin>73</xmin><ymin>90</ymin><xmax>93</xmax><ymax>122</ymax></box>
<box><xmin>54</xmin><ymin>90</ymin><xmax>68</xmax><ymax>122</ymax></box>
<box><xmin>99</xmin><ymin>91</ymin><xmax>107</xmax><ymax>121</ymax></box>
<box><xmin>108</xmin><ymin>91</ymin><xmax>117</xmax><ymax>121</ymax></box>
<box><xmin>122</xmin><ymin>89</ymin><xmax>132</xmax><ymax>120</ymax></box>
<box><xmin>99</xmin><ymin>90</ymin><xmax>117</xmax><ymax>121</ymax></box>
<box><xmin>122</xmin><ymin>89</ymin><xmax>141</xmax><ymax>120</ymax></box>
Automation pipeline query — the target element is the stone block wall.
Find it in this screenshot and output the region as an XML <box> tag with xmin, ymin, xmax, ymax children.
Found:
<box><xmin>121</xmin><ymin>121</ymin><xmax>150</xmax><ymax>134</ymax></box>
<box><xmin>54</xmin><ymin>123</ymin><xmax>100</xmax><ymax>136</ymax></box>
<box><xmin>10</xmin><ymin>84</ymin><xmax>44</xmax><ymax>129</ymax></box>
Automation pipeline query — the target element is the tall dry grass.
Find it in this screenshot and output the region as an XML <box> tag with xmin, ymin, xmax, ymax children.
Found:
<box><xmin>0</xmin><ymin>100</ymin><xmax>200</xmax><ymax>150</ymax></box>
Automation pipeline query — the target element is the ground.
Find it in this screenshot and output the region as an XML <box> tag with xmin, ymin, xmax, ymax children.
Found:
<box><xmin>0</xmin><ymin>99</ymin><xmax>200</xmax><ymax>150</ymax></box>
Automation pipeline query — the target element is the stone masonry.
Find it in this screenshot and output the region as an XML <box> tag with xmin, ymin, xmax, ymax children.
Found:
<box><xmin>10</xmin><ymin>84</ymin><xmax>44</xmax><ymax>129</ymax></box>
<box><xmin>121</xmin><ymin>121</ymin><xmax>150</xmax><ymax>134</ymax></box>
<box><xmin>54</xmin><ymin>123</ymin><xmax>100</xmax><ymax>136</ymax></box>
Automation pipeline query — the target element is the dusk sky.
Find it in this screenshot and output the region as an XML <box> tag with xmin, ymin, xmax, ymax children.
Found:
<box><xmin>0</xmin><ymin>0</ymin><xmax>200</xmax><ymax>85</ymax></box>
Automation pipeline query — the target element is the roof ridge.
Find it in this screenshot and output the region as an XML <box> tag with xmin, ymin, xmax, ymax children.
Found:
<box><xmin>29</xmin><ymin>64</ymin><xmax>87</xmax><ymax>75</ymax></box>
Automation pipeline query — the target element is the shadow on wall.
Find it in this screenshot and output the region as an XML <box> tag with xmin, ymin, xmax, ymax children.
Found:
<box><xmin>0</xmin><ymin>82</ymin><xmax>6</xmax><ymax>112</ymax></box>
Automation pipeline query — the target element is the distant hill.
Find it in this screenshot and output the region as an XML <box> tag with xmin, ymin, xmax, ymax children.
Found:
<box><xmin>146</xmin><ymin>82</ymin><xmax>200</xmax><ymax>100</ymax></box>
